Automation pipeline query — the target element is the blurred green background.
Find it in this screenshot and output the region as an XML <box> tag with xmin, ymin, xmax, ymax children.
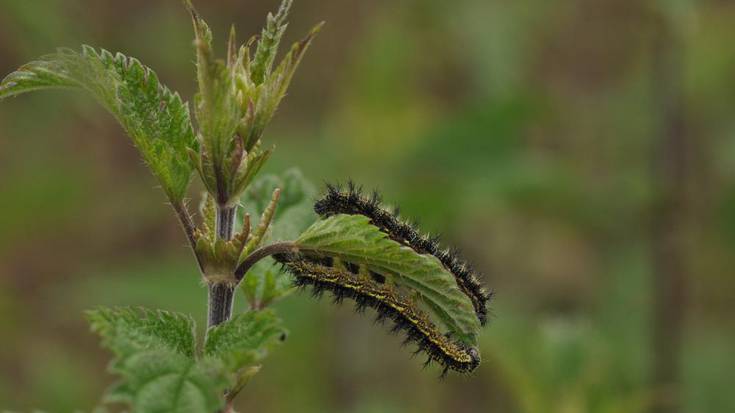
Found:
<box><xmin>1</xmin><ymin>0</ymin><xmax>734</xmax><ymax>412</ymax></box>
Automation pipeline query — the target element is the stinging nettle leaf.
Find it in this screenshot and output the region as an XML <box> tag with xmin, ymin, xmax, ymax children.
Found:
<box><xmin>241</xmin><ymin>259</ymin><xmax>296</xmax><ymax>310</ymax></box>
<box><xmin>0</xmin><ymin>46</ymin><xmax>197</xmax><ymax>201</ymax></box>
<box><xmin>87</xmin><ymin>307</ymin><xmax>197</xmax><ymax>358</ymax></box>
<box><xmin>204</xmin><ymin>309</ymin><xmax>286</xmax><ymax>373</ymax></box>
<box><xmin>242</xmin><ymin>168</ymin><xmax>317</xmax><ymax>242</ymax></box>
<box><xmin>294</xmin><ymin>214</ymin><xmax>481</xmax><ymax>345</ymax></box>
<box><xmin>240</xmin><ymin>168</ymin><xmax>317</xmax><ymax>307</ymax></box>
<box><xmin>250</xmin><ymin>0</ymin><xmax>293</xmax><ymax>86</ymax></box>
<box><xmin>192</xmin><ymin>54</ymin><xmax>243</xmax><ymax>201</ymax></box>
<box><xmin>88</xmin><ymin>307</ymin><xmax>230</xmax><ymax>413</ymax></box>
<box><xmin>110</xmin><ymin>349</ymin><xmax>228</xmax><ymax>413</ymax></box>
<box><xmin>262</xmin><ymin>21</ymin><xmax>323</xmax><ymax>118</ymax></box>
<box><xmin>242</xmin><ymin>21</ymin><xmax>323</xmax><ymax>152</ymax></box>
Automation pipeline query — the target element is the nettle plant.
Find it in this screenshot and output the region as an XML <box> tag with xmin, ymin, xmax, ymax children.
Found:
<box><xmin>0</xmin><ymin>1</ymin><xmax>491</xmax><ymax>412</ymax></box>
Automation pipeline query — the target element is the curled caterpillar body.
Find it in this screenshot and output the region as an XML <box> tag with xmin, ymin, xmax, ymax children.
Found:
<box><xmin>314</xmin><ymin>182</ymin><xmax>492</xmax><ymax>325</ymax></box>
<box><xmin>274</xmin><ymin>253</ymin><xmax>481</xmax><ymax>374</ymax></box>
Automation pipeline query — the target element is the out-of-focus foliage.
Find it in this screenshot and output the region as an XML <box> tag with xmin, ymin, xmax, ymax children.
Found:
<box><xmin>1</xmin><ymin>0</ymin><xmax>734</xmax><ymax>412</ymax></box>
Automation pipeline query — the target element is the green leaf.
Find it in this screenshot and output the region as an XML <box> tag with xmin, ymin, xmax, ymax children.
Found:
<box><xmin>259</xmin><ymin>21</ymin><xmax>323</xmax><ymax>124</ymax></box>
<box><xmin>295</xmin><ymin>214</ymin><xmax>481</xmax><ymax>345</ymax></box>
<box><xmin>0</xmin><ymin>46</ymin><xmax>196</xmax><ymax>201</ymax></box>
<box><xmin>242</xmin><ymin>167</ymin><xmax>317</xmax><ymax>242</ymax></box>
<box><xmin>240</xmin><ymin>168</ymin><xmax>316</xmax><ymax>307</ymax></box>
<box><xmin>192</xmin><ymin>54</ymin><xmax>242</xmax><ymax>187</ymax></box>
<box><xmin>192</xmin><ymin>58</ymin><xmax>242</xmax><ymax>185</ymax></box>
<box><xmin>241</xmin><ymin>258</ymin><xmax>296</xmax><ymax>309</ymax></box>
<box><xmin>88</xmin><ymin>307</ymin><xmax>230</xmax><ymax>413</ymax></box>
<box><xmin>243</xmin><ymin>21</ymin><xmax>323</xmax><ymax>151</ymax></box>
<box><xmin>109</xmin><ymin>349</ymin><xmax>228</xmax><ymax>413</ymax></box>
<box><xmin>87</xmin><ymin>307</ymin><xmax>196</xmax><ymax>358</ymax></box>
<box><xmin>204</xmin><ymin>310</ymin><xmax>286</xmax><ymax>372</ymax></box>
<box><xmin>186</xmin><ymin>2</ymin><xmax>245</xmax><ymax>204</ymax></box>
<box><xmin>250</xmin><ymin>0</ymin><xmax>292</xmax><ymax>85</ymax></box>
<box><xmin>231</xmin><ymin>145</ymin><xmax>273</xmax><ymax>198</ymax></box>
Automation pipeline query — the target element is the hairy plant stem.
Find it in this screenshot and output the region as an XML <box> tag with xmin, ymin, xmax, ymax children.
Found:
<box><xmin>207</xmin><ymin>205</ymin><xmax>238</xmax><ymax>329</ymax></box>
<box><xmin>216</xmin><ymin>205</ymin><xmax>237</xmax><ymax>240</ymax></box>
<box><xmin>208</xmin><ymin>283</ymin><xmax>236</xmax><ymax>328</ymax></box>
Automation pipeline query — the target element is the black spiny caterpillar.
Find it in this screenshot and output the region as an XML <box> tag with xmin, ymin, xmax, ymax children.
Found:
<box><xmin>274</xmin><ymin>253</ymin><xmax>481</xmax><ymax>375</ymax></box>
<box><xmin>314</xmin><ymin>182</ymin><xmax>492</xmax><ymax>325</ymax></box>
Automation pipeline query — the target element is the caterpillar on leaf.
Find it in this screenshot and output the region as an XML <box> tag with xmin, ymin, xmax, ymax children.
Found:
<box><xmin>314</xmin><ymin>182</ymin><xmax>492</xmax><ymax>325</ymax></box>
<box><xmin>274</xmin><ymin>253</ymin><xmax>481</xmax><ymax>375</ymax></box>
<box><xmin>235</xmin><ymin>191</ymin><xmax>489</xmax><ymax>375</ymax></box>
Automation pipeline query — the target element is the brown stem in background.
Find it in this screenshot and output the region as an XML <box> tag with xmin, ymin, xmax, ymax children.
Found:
<box><xmin>648</xmin><ymin>11</ymin><xmax>690</xmax><ymax>413</ymax></box>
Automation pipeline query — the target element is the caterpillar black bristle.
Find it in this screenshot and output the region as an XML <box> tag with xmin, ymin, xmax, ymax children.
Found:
<box><xmin>375</xmin><ymin>312</ymin><xmax>388</xmax><ymax>325</ymax></box>
<box><xmin>314</xmin><ymin>182</ymin><xmax>492</xmax><ymax>325</ymax></box>
<box><xmin>332</xmin><ymin>293</ymin><xmax>345</xmax><ymax>305</ymax></box>
<box><xmin>275</xmin><ymin>253</ymin><xmax>481</xmax><ymax>374</ymax></box>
